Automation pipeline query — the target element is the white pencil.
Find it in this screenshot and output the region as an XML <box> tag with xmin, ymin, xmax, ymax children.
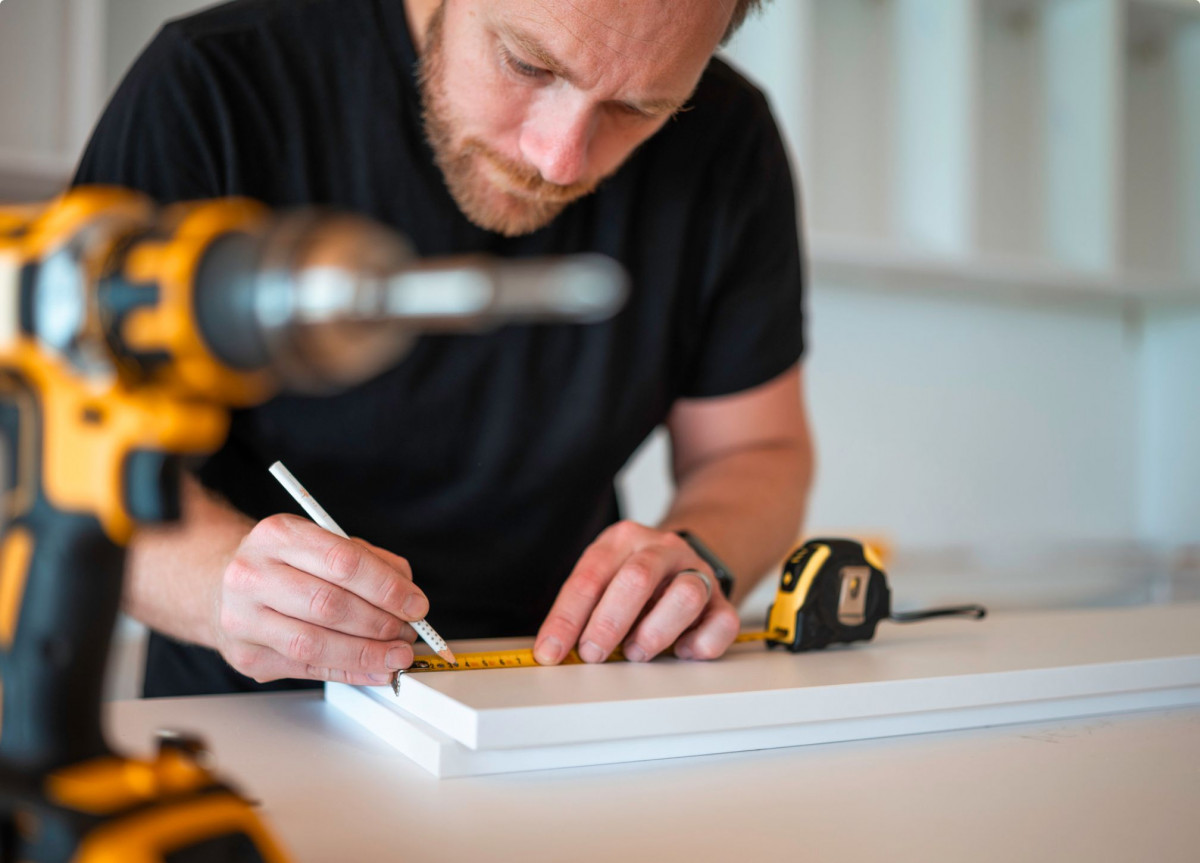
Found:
<box><xmin>268</xmin><ymin>460</ymin><xmax>457</xmax><ymax>667</ymax></box>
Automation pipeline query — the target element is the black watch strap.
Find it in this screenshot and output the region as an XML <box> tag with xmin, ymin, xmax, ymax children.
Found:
<box><xmin>675</xmin><ymin>530</ymin><xmax>735</xmax><ymax>598</ymax></box>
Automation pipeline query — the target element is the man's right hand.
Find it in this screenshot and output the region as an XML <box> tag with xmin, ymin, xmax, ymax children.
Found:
<box><xmin>212</xmin><ymin>513</ymin><xmax>428</xmax><ymax>686</ymax></box>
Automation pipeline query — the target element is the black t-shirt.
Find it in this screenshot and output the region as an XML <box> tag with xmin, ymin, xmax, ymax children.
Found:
<box><xmin>74</xmin><ymin>0</ymin><xmax>806</xmax><ymax>697</ymax></box>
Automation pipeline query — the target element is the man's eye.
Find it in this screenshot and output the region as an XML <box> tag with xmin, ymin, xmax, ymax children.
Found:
<box><xmin>501</xmin><ymin>46</ymin><xmax>548</xmax><ymax>80</ymax></box>
<box><xmin>615</xmin><ymin>103</ymin><xmax>654</xmax><ymax>121</ymax></box>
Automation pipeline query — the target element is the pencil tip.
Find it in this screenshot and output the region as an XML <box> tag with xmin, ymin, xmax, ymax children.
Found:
<box><xmin>438</xmin><ymin>647</ymin><xmax>458</xmax><ymax>666</ymax></box>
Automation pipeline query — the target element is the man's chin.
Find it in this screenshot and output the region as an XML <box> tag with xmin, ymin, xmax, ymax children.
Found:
<box><xmin>455</xmin><ymin>188</ymin><xmax>571</xmax><ymax>238</ymax></box>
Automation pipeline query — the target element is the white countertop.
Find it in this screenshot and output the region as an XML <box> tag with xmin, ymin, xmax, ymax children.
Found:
<box><xmin>106</xmin><ymin>690</ymin><xmax>1200</xmax><ymax>863</ymax></box>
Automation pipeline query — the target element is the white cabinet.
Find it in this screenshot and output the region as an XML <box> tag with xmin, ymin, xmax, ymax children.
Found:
<box><xmin>725</xmin><ymin>0</ymin><xmax>1200</xmax><ymax>302</ymax></box>
<box><xmin>1124</xmin><ymin>0</ymin><xmax>1200</xmax><ymax>278</ymax></box>
<box><xmin>0</xmin><ymin>0</ymin><xmax>212</xmax><ymax>197</ymax></box>
<box><xmin>0</xmin><ymin>0</ymin><xmax>104</xmax><ymax>190</ymax></box>
<box><xmin>1</xmin><ymin>0</ymin><xmax>1197</xmax><ymax>303</ymax></box>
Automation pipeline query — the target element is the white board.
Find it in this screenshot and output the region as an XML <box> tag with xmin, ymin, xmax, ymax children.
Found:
<box><xmin>326</xmin><ymin>603</ymin><xmax>1200</xmax><ymax>777</ymax></box>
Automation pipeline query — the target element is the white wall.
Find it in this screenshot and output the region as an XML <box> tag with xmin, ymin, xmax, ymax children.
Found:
<box><xmin>691</xmin><ymin>0</ymin><xmax>1200</xmax><ymax>554</ymax></box>
<box><xmin>1138</xmin><ymin>307</ymin><xmax>1200</xmax><ymax>544</ymax></box>
<box><xmin>803</xmin><ymin>284</ymin><xmax>1142</xmax><ymax>546</ymax></box>
<box><xmin>0</xmin><ymin>0</ymin><xmax>67</xmax><ymax>156</ymax></box>
<box><xmin>620</xmin><ymin>283</ymin><xmax>1149</xmax><ymax>549</ymax></box>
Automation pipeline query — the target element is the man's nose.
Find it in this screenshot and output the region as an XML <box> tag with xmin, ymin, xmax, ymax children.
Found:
<box><xmin>519</xmin><ymin>96</ymin><xmax>595</xmax><ymax>188</ymax></box>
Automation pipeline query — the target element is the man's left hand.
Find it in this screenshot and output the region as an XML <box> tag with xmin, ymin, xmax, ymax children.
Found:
<box><xmin>533</xmin><ymin>521</ymin><xmax>740</xmax><ymax>665</ymax></box>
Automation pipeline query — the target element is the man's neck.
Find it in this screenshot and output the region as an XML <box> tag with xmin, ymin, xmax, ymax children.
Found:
<box><xmin>404</xmin><ymin>0</ymin><xmax>441</xmax><ymax>53</ymax></box>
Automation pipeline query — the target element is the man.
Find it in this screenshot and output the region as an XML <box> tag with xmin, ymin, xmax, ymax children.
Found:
<box><xmin>75</xmin><ymin>0</ymin><xmax>813</xmax><ymax>697</ymax></box>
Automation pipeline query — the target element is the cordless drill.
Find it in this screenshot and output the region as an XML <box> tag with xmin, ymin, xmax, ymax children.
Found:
<box><xmin>0</xmin><ymin>186</ymin><xmax>625</xmax><ymax>863</ymax></box>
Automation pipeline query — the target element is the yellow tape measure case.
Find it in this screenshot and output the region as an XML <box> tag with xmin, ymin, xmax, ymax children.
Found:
<box><xmin>766</xmin><ymin>539</ymin><xmax>892</xmax><ymax>652</ymax></box>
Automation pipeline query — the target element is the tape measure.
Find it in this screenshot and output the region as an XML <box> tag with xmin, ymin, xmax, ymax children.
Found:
<box><xmin>393</xmin><ymin>538</ymin><xmax>984</xmax><ymax>693</ymax></box>
<box><xmin>393</xmin><ymin>633</ymin><xmax>772</xmax><ymax>692</ymax></box>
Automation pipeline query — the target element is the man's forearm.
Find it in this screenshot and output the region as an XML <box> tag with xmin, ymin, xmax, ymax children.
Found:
<box><xmin>123</xmin><ymin>474</ymin><xmax>254</xmax><ymax>648</ymax></box>
<box><xmin>658</xmin><ymin>440</ymin><xmax>813</xmax><ymax>608</ymax></box>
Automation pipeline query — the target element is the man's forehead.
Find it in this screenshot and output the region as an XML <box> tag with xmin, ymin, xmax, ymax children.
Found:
<box><xmin>485</xmin><ymin>0</ymin><xmax>730</xmax><ymax>88</ymax></box>
<box><xmin>510</xmin><ymin>0</ymin><xmax>731</xmax><ymax>40</ymax></box>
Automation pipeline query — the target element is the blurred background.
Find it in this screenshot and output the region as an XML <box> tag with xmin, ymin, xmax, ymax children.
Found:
<box><xmin>1</xmin><ymin>0</ymin><xmax>1197</xmax><ymax>696</ymax></box>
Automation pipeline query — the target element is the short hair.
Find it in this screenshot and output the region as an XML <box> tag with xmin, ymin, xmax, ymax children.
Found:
<box><xmin>723</xmin><ymin>0</ymin><xmax>766</xmax><ymax>44</ymax></box>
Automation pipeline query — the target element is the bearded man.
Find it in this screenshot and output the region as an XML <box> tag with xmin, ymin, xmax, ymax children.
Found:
<box><xmin>74</xmin><ymin>0</ymin><xmax>814</xmax><ymax>697</ymax></box>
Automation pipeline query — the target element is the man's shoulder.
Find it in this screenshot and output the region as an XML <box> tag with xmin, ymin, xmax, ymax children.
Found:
<box><xmin>661</xmin><ymin>55</ymin><xmax>777</xmax><ymax>154</ymax></box>
<box><xmin>638</xmin><ymin>54</ymin><xmax>780</xmax><ymax>179</ymax></box>
<box><xmin>691</xmin><ymin>55</ymin><xmax>772</xmax><ymax>129</ymax></box>
<box><xmin>695</xmin><ymin>55</ymin><xmax>772</xmax><ymax>119</ymax></box>
<box><xmin>125</xmin><ymin>0</ymin><xmax>395</xmax><ymax>116</ymax></box>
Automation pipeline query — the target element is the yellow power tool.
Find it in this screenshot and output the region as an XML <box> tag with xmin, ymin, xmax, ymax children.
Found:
<box><xmin>0</xmin><ymin>187</ymin><xmax>625</xmax><ymax>863</ymax></box>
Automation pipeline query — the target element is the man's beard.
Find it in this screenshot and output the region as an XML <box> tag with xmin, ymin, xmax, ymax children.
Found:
<box><xmin>418</xmin><ymin>3</ymin><xmax>598</xmax><ymax>237</ymax></box>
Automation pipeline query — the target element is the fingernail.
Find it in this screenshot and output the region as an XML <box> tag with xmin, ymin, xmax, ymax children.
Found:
<box><xmin>534</xmin><ymin>636</ymin><xmax>564</xmax><ymax>665</ymax></box>
<box><xmin>675</xmin><ymin>645</ymin><xmax>695</xmax><ymax>660</ymax></box>
<box><xmin>385</xmin><ymin>646</ymin><xmax>410</xmax><ymax>670</ymax></box>
<box><xmin>579</xmin><ymin>640</ymin><xmax>606</xmax><ymax>664</ymax></box>
<box><xmin>624</xmin><ymin>643</ymin><xmax>648</xmax><ymax>663</ymax></box>
<box><xmin>402</xmin><ymin>593</ymin><xmax>429</xmax><ymax>620</ymax></box>
<box><xmin>368</xmin><ymin>673</ymin><xmax>392</xmax><ymax>685</ymax></box>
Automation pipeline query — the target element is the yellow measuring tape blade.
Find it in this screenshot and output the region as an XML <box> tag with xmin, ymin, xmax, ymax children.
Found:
<box><xmin>405</xmin><ymin>630</ymin><xmax>771</xmax><ymax>673</ymax></box>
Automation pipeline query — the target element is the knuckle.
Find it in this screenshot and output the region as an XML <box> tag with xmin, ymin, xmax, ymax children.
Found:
<box><xmin>536</xmin><ymin>613</ymin><xmax>580</xmax><ymax>650</ymax></box>
<box><xmin>614</xmin><ymin>563</ymin><xmax>657</xmax><ymax>597</ymax></box>
<box><xmin>357</xmin><ymin>640</ymin><xmax>380</xmax><ymax>672</ymax></box>
<box><xmin>543</xmin><ymin>610</ymin><xmax>582</xmax><ymax>636</ymax></box>
<box><xmin>286</xmin><ymin>629</ymin><xmax>322</xmax><ymax>664</ymax></box>
<box><xmin>308</xmin><ymin>584</ymin><xmax>348</xmax><ymax>626</ymax></box>
<box><xmin>305</xmin><ymin>665</ymin><xmax>333</xmax><ymax>682</ymax></box>
<box><xmin>323</xmin><ymin>541</ymin><xmax>364</xmax><ymax>584</ymax></box>
<box><xmin>633</xmin><ymin>625</ymin><xmax>671</xmax><ymax>655</ymax></box>
<box><xmin>587</xmin><ymin>615</ymin><xmax>627</xmax><ymax>645</ymax></box>
<box><xmin>222</xmin><ymin>559</ymin><xmax>259</xmax><ymax>596</ymax></box>
<box><xmin>252</xmin><ymin>513</ymin><xmax>295</xmax><ymax>547</ymax></box>
<box><xmin>566</xmin><ymin>566</ymin><xmax>611</xmax><ymax>606</ymax></box>
<box><xmin>612</xmin><ymin>520</ymin><xmax>643</xmax><ymax>542</ymax></box>
<box><xmin>576</xmin><ymin>566</ymin><xmax>610</xmax><ymax>595</ymax></box>
<box><xmin>377</xmin><ymin>576</ymin><xmax>410</xmax><ymax>613</ymax></box>
<box><xmin>375</xmin><ymin>615</ymin><xmax>404</xmax><ymax>641</ymax></box>
<box><xmin>713</xmin><ymin>608</ymin><xmax>742</xmax><ymax>640</ymax></box>
<box><xmin>672</xmin><ymin>575</ymin><xmax>710</xmax><ymax>610</ymax></box>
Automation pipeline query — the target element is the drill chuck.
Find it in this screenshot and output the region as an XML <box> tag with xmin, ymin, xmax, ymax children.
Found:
<box><xmin>193</xmin><ymin>212</ymin><xmax>627</xmax><ymax>393</ymax></box>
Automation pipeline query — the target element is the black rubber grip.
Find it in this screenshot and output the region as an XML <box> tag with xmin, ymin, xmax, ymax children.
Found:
<box><xmin>0</xmin><ymin>510</ymin><xmax>122</xmax><ymax>771</ymax></box>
